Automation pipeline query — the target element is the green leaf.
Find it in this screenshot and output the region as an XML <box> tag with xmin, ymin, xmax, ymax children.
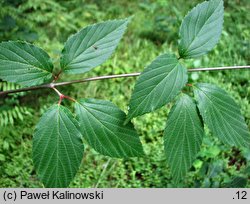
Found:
<box><xmin>0</xmin><ymin>41</ymin><xmax>53</xmax><ymax>86</ymax></box>
<box><xmin>60</xmin><ymin>18</ymin><xmax>129</xmax><ymax>74</ymax></box>
<box><xmin>75</xmin><ymin>99</ymin><xmax>144</xmax><ymax>158</ymax></box>
<box><xmin>164</xmin><ymin>94</ymin><xmax>204</xmax><ymax>182</ymax></box>
<box><xmin>194</xmin><ymin>83</ymin><xmax>250</xmax><ymax>148</ymax></box>
<box><xmin>178</xmin><ymin>0</ymin><xmax>224</xmax><ymax>59</ymax></box>
<box><xmin>224</xmin><ymin>177</ymin><xmax>248</xmax><ymax>188</ymax></box>
<box><xmin>127</xmin><ymin>54</ymin><xmax>188</xmax><ymax>121</ymax></box>
<box><xmin>33</xmin><ymin>105</ymin><xmax>84</xmax><ymax>188</ymax></box>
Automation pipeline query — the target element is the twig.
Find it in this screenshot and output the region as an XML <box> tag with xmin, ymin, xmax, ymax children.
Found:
<box><xmin>0</xmin><ymin>65</ymin><xmax>249</xmax><ymax>96</ymax></box>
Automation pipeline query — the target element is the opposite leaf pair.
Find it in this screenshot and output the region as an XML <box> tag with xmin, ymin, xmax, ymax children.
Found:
<box><xmin>33</xmin><ymin>100</ymin><xmax>144</xmax><ymax>187</ymax></box>
<box><xmin>127</xmin><ymin>0</ymin><xmax>224</xmax><ymax>120</ymax></box>
<box><xmin>0</xmin><ymin>18</ymin><xmax>135</xmax><ymax>188</ymax></box>
<box><xmin>164</xmin><ymin>84</ymin><xmax>250</xmax><ymax>182</ymax></box>
<box><xmin>126</xmin><ymin>0</ymin><xmax>249</xmax><ymax>182</ymax></box>
<box><xmin>0</xmin><ymin>18</ymin><xmax>130</xmax><ymax>86</ymax></box>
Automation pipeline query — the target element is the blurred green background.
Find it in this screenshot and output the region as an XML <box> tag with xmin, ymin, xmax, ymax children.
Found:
<box><xmin>0</xmin><ymin>0</ymin><xmax>249</xmax><ymax>187</ymax></box>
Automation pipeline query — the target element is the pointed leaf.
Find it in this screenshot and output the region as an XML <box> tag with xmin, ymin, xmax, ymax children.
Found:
<box><xmin>194</xmin><ymin>83</ymin><xmax>250</xmax><ymax>148</ymax></box>
<box><xmin>75</xmin><ymin>99</ymin><xmax>144</xmax><ymax>158</ymax></box>
<box><xmin>0</xmin><ymin>41</ymin><xmax>53</xmax><ymax>86</ymax></box>
<box><xmin>33</xmin><ymin>105</ymin><xmax>84</xmax><ymax>188</ymax></box>
<box><xmin>127</xmin><ymin>54</ymin><xmax>188</xmax><ymax>121</ymax></box>
<box><xmin>178</xmin><ymin>0</ymin><xmax>224</xmax><ymax>59</ymax></box>
<box><xmin>164</xmin><ymin>94</ymin><xmax>204</xmax><ymax>182</ymax></box>
<box><xmin>60</xmin><ymin>18</ymin><xmax>129</xmax><ymax>74</ymax></box>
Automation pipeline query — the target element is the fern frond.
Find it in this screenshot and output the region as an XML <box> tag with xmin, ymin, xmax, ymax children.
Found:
<box><xmin>0</xmin><ymin>81</ymin><xmax>32</xmax><ymax>127</ymax></box>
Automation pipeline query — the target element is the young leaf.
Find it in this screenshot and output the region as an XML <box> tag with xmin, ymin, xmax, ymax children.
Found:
<box><xmin>0</xmin><ymin>41</ymin><xmax>53</xmax><ymax>86</ymax></box>
<box><xmin>127</xmin><ymin>54</ymin><xmax>188</xmax><ymax>121</ymax></box>
<box><xmin>60</xmin><ymin>18</ymin><xmax>129</xmax><ymax>74</ymax></box>
<box><xmin>75</xmin><ymin>99</ymin><xmax>144</xmax><ymax>158</ymax></box>
<box><xmin>178</xmin><ymin>0</ymin><xmax>224</xmax><ymax>59</ymax></box>
<box><xmin>194</xmin><ymin>83</ymin><xmax>250</xmax><ymax>148</ymax></box>
<box><xmin>33</xmin><ymin>105</ymin><xmax>84</xmax><ymax>188</ymax></box>
<box><xmin>164</xmin><ymin>94</ymin><xmax>204</xmax><ymax>182</ymax></box>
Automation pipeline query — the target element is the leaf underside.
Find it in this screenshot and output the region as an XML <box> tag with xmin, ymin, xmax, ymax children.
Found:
<box><xmin>178</xmin><ymin>0</ymin><xmax>224</xmax><ymax>59</ymax></box>
<box><xmin>33</xmin><ymin>105</ymin><xmax>84</xmax><ymax>188</ymax></box>
<box><xmin>194</xmin><ymin>83</ymin><xmax>250</xmax><ymax>148</ymax></box>
<box><xmin>127</xmin><ymin>54</ymin><xmax>188</xmax><ymax>121</ymax></box>
<box><xmin>60</xmin><ymin>18</ymin><xmax>129</xmax><ymax>74</ymax></box>
<box><xmin>0</xmin><ymin>41</ymin><xmax>53</xmax><ymax>86</ymax></box>
<box><xmin>75</xmin><ymin>98</ymin><xmax>144</xmax><ymax>158</ymax></box>
<box><xmin>164</xmin><ymin>94</ymin><xmax>204</xmax><ymax>182</ymax></box>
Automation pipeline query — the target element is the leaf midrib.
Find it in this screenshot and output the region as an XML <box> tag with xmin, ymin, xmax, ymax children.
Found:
<box><xmin>181</xmin><ymin>1</ymin><xmax>221</xmax><ymax>56</ymax></box>
<box><xmin>78</xmin><ymin>102</ymin><xmax>142</xmax><ymax>154</ymax></box>
<box><xmin>195</xmin><ymin>86</ymin><xmax>250</xmax><ymax>146</ymax></box>
<box><xmin>0</xmin><ymin>46</ymin><xmax>52</xmax><ymax>74</ymax></box>
<box><xmin>129</xmin><ymin>62</ymin><xmax>180</xmax><ymax>117</ymax></box>
<box><xmin>64</xmin><ymin>20</ymin><xmax>126</xmax><ymax>69</ymax></box>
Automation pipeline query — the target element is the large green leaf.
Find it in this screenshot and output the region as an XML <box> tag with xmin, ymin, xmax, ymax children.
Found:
<box><xmin>127</xmin><ymin>54</ymin><xmax>188</xmax><ymax>121</ymax></box>
<box><xmin>0</xmin><ymin>41</ymin><xmax>53</xmax><ymax>86</ymax></box>
<box><xmin>164</xmin><ymin>94</ymin><xmax>204</xmax><ymax>182</ymax></box>
<box><xmin>194</xmin><ymin>83</ymin><xmax>250</xmax><ymax>148</ymax></box>
<box><xmin>75</xmin><ymin>99</ymin><xmax>144</xmax><ymax>158</ymax></box>
<box><xmin>178</xmin><ymin>0</ymin><xmax>224</xmax><ymax>59</ymax></box>
<box><xmin>33</xmin><ymin>105</ymin><xmax>84</xmax><ymax>188</ymax></box>
<box><xmin>60</xmin><ymin>18</ymin><xmax>129</xmax><ymax>74</ymax></box>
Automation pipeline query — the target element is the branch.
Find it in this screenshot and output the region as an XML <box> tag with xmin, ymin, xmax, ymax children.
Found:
<box><xmin>0</xmin><ymin>65</ymin><xmax>250</xmax><ymax>96</ymax></box>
